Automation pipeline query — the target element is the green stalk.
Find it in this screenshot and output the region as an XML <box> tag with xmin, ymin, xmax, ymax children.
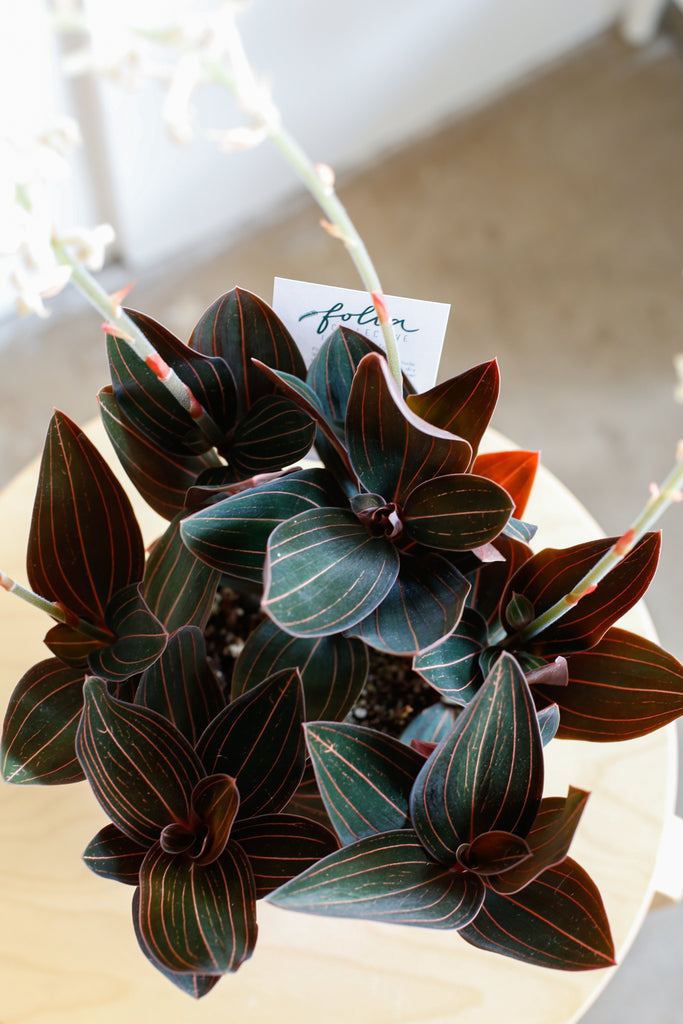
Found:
<box><xmin>519</xmin><ymin>456</ymin><xmax>683</xmax><ymax>643</ymax></box>
<box><xmin>50</xmin><ymin>239</ymin><xmax>225</xmax><ymax>448</ymax></box>
<box><xmin>0</xmin><ymin>571</ymin><xmax>114</xmax><ymax>644</ymax></box>
<box><xmin>269</xmin><ymin>125</ymin><xmax>402</xmax><ymax>387</ymax></box>
<box><xmin>204</xmin><ymin>32</ymin><xmax>403</xmax><ymax>388</ymax></box>
<box><xmin>19</xmin><ymin>173</ymin><xmax>223</xmax><ymax>445</ymax></box>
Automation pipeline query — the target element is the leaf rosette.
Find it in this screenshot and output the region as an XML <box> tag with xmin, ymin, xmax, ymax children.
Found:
<box><xmin>271</xmin><ymin>653</ymin><xmax>614</xmax><ymax>970</ymax></box>
<box><xmin>76</xmin><ymin>669</ymin><xmax>337</xmax><ymax>992</ymax></box>
<box><xmin>219</xmin><ymin>340</ymin><xmax>516</xmax><ymax>654</ymax></box>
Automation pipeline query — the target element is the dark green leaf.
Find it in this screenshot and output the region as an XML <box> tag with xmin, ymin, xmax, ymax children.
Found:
<box><xmin>76</xmin><ymin>678</ymin><xmax>204</xmax><ymax>845</ymax></box>
<box><xmin>487</xmin><ymin>787</ymin><xmax>589</xmax><ymax>894</ymax></box>
<box><xmin>255</xmin><ymin>364</ymin><xmax>326</xmax><ymax>419</ymax></box>
<box><xmin>189</xmin><ymin>288</ymin><xmax>306</xmax><ymax>420</ymax></box>
<box><xmin>282</xmin><ymin>763</ymin><xmax>334</xmax><ymax>829</ymax></box>
<box><xmin>180</xmin><ymin>468</ymin><xmax>343</xmax><ymax>584</ymax></box>
<box><xmin>406</xmin><ymin>360</ymin><xmax>499</xmax><ymax>459</ymax></box>
<box><xmin>183</xmin><ymin>464</ymin><xmax>244</xmax><ymax>509</ymax></box>
<box><xmin>1</xmin><ymin>658</ymin><xmax>85</xmax><ymax>784</ymax></box>
<box><xmin>83</xmin><ymin>823</ymin><xmax>147</xmax><ymax>884</ymax></box>
<box><xmin>143</xmin><ymin>516</ymin><xmax>221</xmax><ymax>632</ymax></box>
<box><xmin>501</xmin><ymin>517</ymin><xmax>538</xmax><ymax>544</ymax></box>
<box><xmin>403</xmin><ymin>473</ymin><xmax>513</xmax><ymax>552</ymax></box>
<box><xmin>27</xmin><ymin>411</ymin><xmax>144</xmax><ymax>625</ymax></box>
<box><xmin>251</xmin><ymin>360</ymin><xmax>357</xmax><ymax>485</ymax></box>
<box><xmin>137</xmin><ymin>840</ymin><xmax>257</xmax><ymax>975</ymax></box>
<box><xmin>268</xmin><ymin>828</ymin><xmax>485</xmax><ymax>928</ymax></box>
<box><xmin>460</xmin><ymin>858</ymin><xmax>615</xmax><ymax>970</ymax></box>
<box><xmin>232</xmin><ymin>812</ymin><xmax>339</xmax><ymax>898</ymax></box>
<box><xmin>136</xmin><ymin>627</ymin><xmax>225</xmax><ymax>747</ymax></box>
<box><xmin>505</xmin><ymin>592</ymin><xmax>535</xmax><ymax>630</ymax></box>
<box><xmin>537</xmin><ymin>702</ymin><xmax>561</xmax><ymax>745</ymax></box>
<box><xmin>346</xmin><ymin>353</ymin><xmax>471</xmax><ymax>503</ymax></box>
<box><xmin>228</xmin><ymin>394</ymin><xmax>315</xmax><ymax>478</ymax></box>
<box><xmin>400</xmin><ymin>702</ymin><xmax>459</xmax><ymax>745</ymax></box>
<box><xmin>410</xmin><ymin>653</ymin><xmax>544</xmax><ymax>864</ymax></box>
<box><xmin>472</xmin><ymin>449</ymin><xmax>539</xmax><ymax>518</ymax></box>
<box><xmin>87</xmin><ymin>584</ymin><xmax>167</xmax><ymax>682</ymax></box>
<box><xmin>507</xmin><ymin>533</ymin><xmax>661</xmax><ymax>656</ymax></box>
<box><xmin>263</xmin><ymin>507</ymin><xmax>400</xmax><ymax>637</ymax></box>
<box><xmin>412</xmin><ymin>607</ymin><xmax>488</xmax><ymax>705</ymax></box>
<box><xmin>196</xmin><ymin>668</ymin><xmax>305</xmax><ymax>818</ymax></box>
<box><xmin>231</xmin><ymin>617</ymin><xmax>368</xmax><ymax>722</ymax></box>
<box><xmin>537</xmin><ymin>627</ymin><xmax>683</xmax><ymax>740</ymax></box>
<box><xmin>307</xmin><ymin>326</ymin><xmax>388</xmax><ymax>436</ymax></box>
<box><xmin>132</xmin><ymin>890</ymin><xmax>220</xmax><ymax>998</ymax></box>
<box><xmin>305</xmin><ymin>722</ymin><xmax>425</xmax><ymax>845</ymax></box>
<box><xmin>349</xmin><ymin>551</ymin><xmax>470</xmax><ymax>656</ymax></box>
<box><xmin>98</xmin><ymin>386</ymin><xmax>218</xmax><ymax>521</ymax></box>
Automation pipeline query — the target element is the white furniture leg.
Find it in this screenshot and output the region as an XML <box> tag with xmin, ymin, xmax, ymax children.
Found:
<box><xmin>651</xmin><ymin>814</ymin><xmax>683</xmax><ymax>907</ymax></box>
<box><xmin>620</xmin><ymin>0</ymin><xmax>673</xmax><ymax>44</ymax></box>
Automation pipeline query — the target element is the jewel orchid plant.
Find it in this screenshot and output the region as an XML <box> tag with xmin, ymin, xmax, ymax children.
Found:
<box><xmin>2</xmin><ymin>1</ymin><xmax>683</xmax><ymax>1001</ymax></box>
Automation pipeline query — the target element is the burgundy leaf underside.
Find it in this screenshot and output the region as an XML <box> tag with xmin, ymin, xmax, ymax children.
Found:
<box><xmin>76</xmin><ymin>679</ymin><xmax>204</xmax><ymax>845</ymax></box>
<box><xmin>27</xmin><ymin>410</ymin><xmax>144</xmax><ymax>624</ymax></box>
<box><xmin>406</xmin><ymin>359</ymin><xmax>500</xmax><ymax>458</ymax></box>
<box><xmin>346</xmin><ymin>352</ymin><xmax>472</xmax><ymax>504</ymax></box>
<box><xmin>487</xmin><ymin>787</ymin><xmax>589</xmax><ymax>894</ymax></box>
<box><xmin>472</xmin><ymin>449</ymin><xmax>539</xmax><ymax>518</ymax></box>
<box><xmin>460</xmin><ymin>858</ymin><xmax>615</xmax><ymax>970</ymax></box>
<box><xmin>507</xmin><ymin>534</ymin><xmax>661</xmax><ymax>656</ymax></box>
<box><xmin>189</xmin><ymin>288</ymin><xmax>307</xmax><ymax>421</ymax></box>
<box><xmin>539</xmin><ymin>627</ymin><xmax>683</xmax><ymax>741</ymax></box>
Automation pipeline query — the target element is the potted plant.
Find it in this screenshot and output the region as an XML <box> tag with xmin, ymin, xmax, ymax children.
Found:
<box><xmin>2</xmin><ymin>2</ymin><xmax>683</xmax><ymax>1009</ymax></box>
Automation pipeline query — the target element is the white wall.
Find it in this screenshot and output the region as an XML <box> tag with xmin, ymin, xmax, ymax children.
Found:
<box><xmin>64</xmin><ymin>1</ymin><xmax>629</xmax><ymax>267</ymax></box>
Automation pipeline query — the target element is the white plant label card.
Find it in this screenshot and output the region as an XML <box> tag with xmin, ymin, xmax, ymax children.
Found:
<box><xmin>272</xmin><ymin>277</ymin><xmax>450</xmax><ymax>392</ymax></box>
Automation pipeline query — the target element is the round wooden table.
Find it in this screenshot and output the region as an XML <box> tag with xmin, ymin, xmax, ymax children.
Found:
<box><xmin>0</xmin><ymin>425</ymin><xmax>677</xmax><ymax>1024</ymax></box>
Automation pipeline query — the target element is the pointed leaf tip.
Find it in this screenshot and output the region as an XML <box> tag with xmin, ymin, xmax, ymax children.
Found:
<box><xmin>410</xmin><ymin>653</ymin><xmax>543</xmax><ymax>864</ymax></box>
<box><xmin>77</xmin><ymin>679</ymin><xmax>204</xmax><ymax>844</ymax></box>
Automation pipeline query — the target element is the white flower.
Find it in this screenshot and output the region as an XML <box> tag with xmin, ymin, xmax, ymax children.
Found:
<box><xmin>1</xmin><ymin>117</ymin><xmax>115</xmax><ymax>317</ymax></box>
<box><xmin>208</xmin><ymin>124</ymin><xmax>267</xmax><ymax>152</ymax></box>
<box><xmin>9</xmin><ymin>263</ymin><xmax>72</xmax><ymax>318</ymax></box>
<box><xmin>59</xmin><ymin>1</ymin><xmax>279</xmax><ymax>147</ymax></box>
<box><xmin>162</xmin><ymin>51</ymin><xmax>205</xmax><ymax>144</ymax></box>
<box><xmin>60</xmin><ymin>223</ymin><xmax>116</xmax><ymax>271</ymax></box>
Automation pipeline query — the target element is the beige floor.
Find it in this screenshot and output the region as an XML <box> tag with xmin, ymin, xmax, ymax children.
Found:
<box><xmin>1</xmin><ymin>28</ymin><xmax>683</xmax><ymax>1021</ymax></box>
